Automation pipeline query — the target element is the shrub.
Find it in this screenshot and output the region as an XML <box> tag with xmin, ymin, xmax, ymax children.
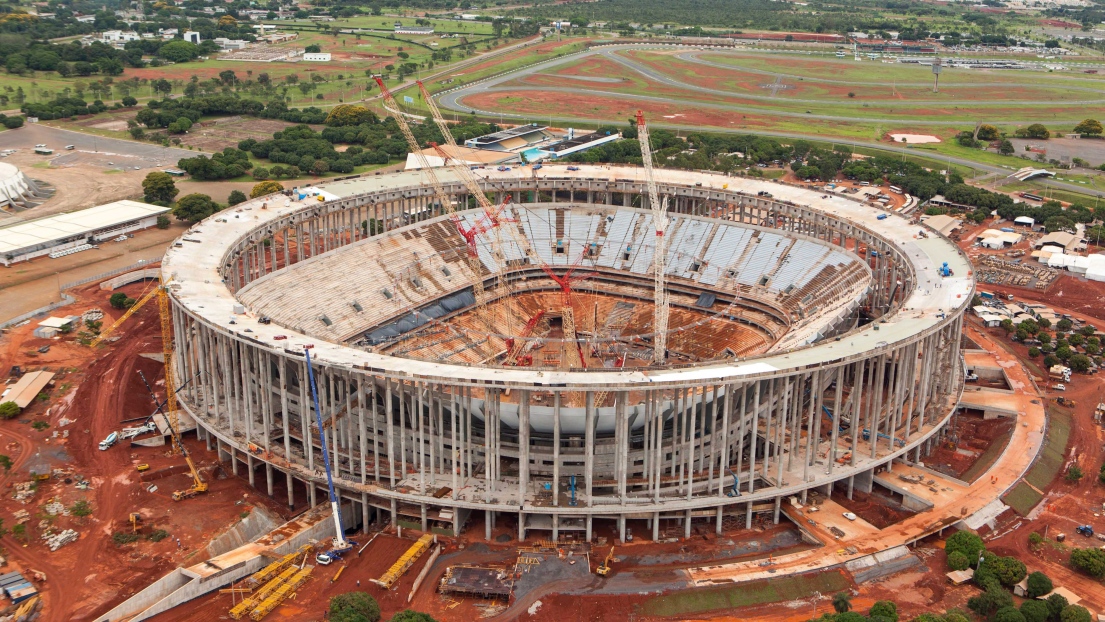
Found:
<box><xmin>31</xmin><ymin>420</ymin><xmax>49</xmax><ymax>431</ymax></box>
<box><xmin>947</xmin><ymin>551</ymin><xmax>970</xmax><ymax>571</ymax></box>
<box><xmin>832</xmin><ymin>591</ymin><xmax>852</xmax><ymax>613</ymax></box>
<box><xmin>0</xmin><ymin>402</ymin><xmax>19</xmax><ymax>419</ymax></box>
<box><xmin>156</xmin><ymin>214</ymin><xmax>171</xmax><ymax>229</ymax></box>
<box><xmin>1061</xmin><ymin>606</ymin><xmax>1092</xmax><ymax>622</ymax></box>
<box><xmin>1066</xmin><ymin>465</ymin><xmax>1083</xmax><ymax>482</ymax></box>
<box><xmin>1069</xmin><ymin>547</ymin><xmax>1105</xmax><ymax>578</ymax></box>
<box><xmin>388</xmin><ymin>612</ymin><xmax>436</xmax><ymax>622</ymax></box>
<box><xmin>1028</xmin><ymin>532</ymin><xmax>1044</xmax><ymax>547</ymax></box>
<box><xmin>250</xmin><ymin>180</ymin><xmax>283</xmax><ymax>198</ymax></box>
<box><xmin>112</xmin><ymin>532</ymin><xmax>140</xmax><ymax>545</ymax></box>
<box><xmin>3</xmin><ymin>116</ymin><xmax>24</xmax><ymax>129</ymax></box>
<box><xmin>968</xmin><ymin>586</ymin><xmax>1014</xmax><ymax>617</ymax></box>
<box><xmin>69</xmin><ymin>500</ymin><xmax>92</xmax><ymax>517</ymax></box>
<box><xmin>147</xmin><ymin>529</ymin><xmax>170</xmax><ymax>542</ymax></box>
<box><xmin>109</xmin><ymin>292</ymin><xmax>129</xmax><ymax>309</ymax></box>
<box><xmin>227</xmin><ymin>190</ymin><xmax>247</xmax><ymax>206</ymax></box>
<box><xmin>0</xmin><ymin>455</ymin><xmax>11</xmax><ymax>471</ymax></box>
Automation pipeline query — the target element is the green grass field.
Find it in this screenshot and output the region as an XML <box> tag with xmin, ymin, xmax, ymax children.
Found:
<box><xmin>639</xmin><ymin>571</ymin><xmax>851</xmax><ymax>618</ymax></box>
<box><xmin>960</xmin><ymin>428</ymin><xmax>1014</xmax><ymax>484</ymax></box>
<box><xmin>1003</xmin><ymin>481</ymin><xmax>1044</xmax><ymax>516</ymax></box>
<box><xmin>1026</xmin><ymin>407</ymin><xmax>1072</xmax><ymax>491</ymax></box>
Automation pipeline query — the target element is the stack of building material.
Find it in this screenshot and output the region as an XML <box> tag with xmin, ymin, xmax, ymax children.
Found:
<box><xmin>372</xmin><ymin>534</ymin><xmax>433</xmax><ymax>589</ymax></box>
<box><xmin>43</xmin><ymin>529</ymin><xmax>78</xmax><ymax>551</ymax></box>
<box><xmin>249</xmin><ymin>566</ymin><xmax>313</xmax><ymax>620</ymax></box>
<box><xmin>229</xmin><ymin>567</ymin><xmax>296</xmax><ymax>619</ymax></box>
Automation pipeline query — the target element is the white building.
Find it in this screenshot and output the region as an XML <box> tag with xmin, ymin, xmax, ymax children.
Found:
<box><xmin>101</xmin><ymin>30</ymin><xmax>141</xmax><ymax>43</ymax></box>
<box><xmin>214</xmin><ymin>38</ymin><xmax>249</xmax><ymax>50</ymax></box>
<box><xmin>184</xmin><ymin>31</ymin><xmax>202</xmax><ymax>44</ymax></box>
<box><xmin>0</xmin><ymin>200</ymin><xmax>169</xmax><ymax>267</ymax></box>
<box><xmin>395</xmin><ymin>25</ymin><xmax>434</xmax><ymax>35</ymax></box>
<box><xmin>302</xmin><ymin>52</ymin><xmax>331</xmax><ymax>61</ymax></box>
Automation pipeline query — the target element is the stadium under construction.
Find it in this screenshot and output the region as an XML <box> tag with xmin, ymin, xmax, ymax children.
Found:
<box><xmin>161</xmin><ymin>163</ymin><xmax>972</xmax><ymax>543</ymax></box>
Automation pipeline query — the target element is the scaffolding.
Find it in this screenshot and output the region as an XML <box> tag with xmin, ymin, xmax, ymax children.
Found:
<box><xmin>229</xmin><ymin>567</ymin><xmax>297</xmax><ymax>619</ymax></box>
<box><xmin>249</xmin><ymin>566</ymin><xmax>313</xmax><ymax>620</ymax></box>
<box><xmin>248</xmin><ymin>545</ymin><xmax>311</xmax><ymax>587</ymax></box>
<box><xmin>372</xmin><ymin>534</ymin><xmax>433</xmax><ymax>589</ymax></box>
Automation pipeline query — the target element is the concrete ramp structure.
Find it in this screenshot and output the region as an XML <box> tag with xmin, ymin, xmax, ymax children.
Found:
<box><xmin>95</xmin><ymin>505</ymin><xmax>333</xmax><ymax>622</ymax></box>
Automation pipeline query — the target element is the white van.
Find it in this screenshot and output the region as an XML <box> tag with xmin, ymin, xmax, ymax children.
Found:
<box><xmin>65</xmin><ymin>145</ymin><xmax>75</xmax><ymax>150</ymax></box>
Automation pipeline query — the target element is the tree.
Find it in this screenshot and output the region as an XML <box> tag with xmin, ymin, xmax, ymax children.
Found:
<box><xmin>1020</xmin><ymin>600</ymin><xmax>1050</xmax><ymax>622</ymax></box>
<box><xmin>0</xmin><ymin>454</ymin><xmax>11</xmax><ymax>472</ymax></box>
<box><xmin>227</xmin><ymin>190</ymin><xmax>247</xmax><ymax>206</ymax></box>
<box><xmin>1061</xmin><ymin>605</ymin><xmax>1092</xmax><ymax>622</ymax></box>
<box><xmin>0</xmin><ymin>402</ymin><xmax>19</xmax><ymax>419</ymax></box>
<box><xmin>250</xmin><ymin>181</ymin><xmax>283</xmax><ymax>198</ymax></box>
<box><xmin>159</xmin><ymin>40</ymin><xmax>200</xmax><ymax>63</ymax></box>
<box><xmin>1056</xmin><ymin>345</ymin><xmax>1073</xmax><ymax>362</ymax></box>
<box><xmin>969</xmin><ymin>586</ymin><xmax>1014</xmax><ymax>617</ymax></box>
<box><xmin>1023</xmin><ymin>124</ymin><xmax>1051</xmax><ymax>139</ymax></box>
<box><xmin>3</xmin><ymin>116</ymin><xmax>24</xmax><ymax>129</ymax></box>
<box><xmin>868</xmin><ymin>600</ymin><xmax>898</xmax><ymax>622</ymax></box>
<box><xmin>1000</xmin><ymin>139</ymin><xmax>1015</xmax><ymax>155</ymax></box>
<box><xmin>947</xmin><ymin>551</ymin><xmax>970</xmax><ymax>571</ymax></box>
<box><xmin>1057</xmin><ymin>318</ymin><xmax>1073</xmax><ymax>331</ymax></box>
<box><xmin>832</xmin><ymin>591</ymin><xmax>853</xmax><ymax>613</ymax></box>
<box><xmin>1069</xmin><ymin>354</ymin><xmax>1091</xmax><ymax>372</ymax></box>
<box><xmin>325</xmin><ymin>104</ymin><xmax>378</xmax><ymax>126</ymax></box>
<box><xmin>1028</xmin><ymin>347</ymin><xmax>1041</xmax><ymax>358</ymax></box>
<box><xmin>982</xmin><ymin>555</ymin><xmax>1026</xmax><ymax>587</ymax></box>
<box><xmin>945</xmin><ymin>531</ymin><xmax>984</xmax><ymax>563</ymax></box>
<box><xmin>252</xmin><ymin>167</ymin><xmax>271</xmax><ymax>180</ymax></box>
<box><xmin>305</xmin><ymin>44</ymin><xmax>322</xmax><ymax>53</ymax></box>
<box><xmin>388</xmin><ymin>612</ymin><xmax>436</xmax><ymax>622</ymax></box>
<box><xmin>977</xmin><ymin>125</ymin><xmax>1000</xmax><ymax>141</ymax></box>
<box><xmin>1069</xmin><ymin>547</ymin><xmax>1105</xmax><ymax>578</ymax></box>
<box><xmin>109</xmin><ymin>292</ymin><xmax>130</xmax><ymax>309</ymax></box>
<box><xmin>172</xmin><ymin>193</ymin><xmax>219</xmax><ymax>223</ymax></box>
<box><xmin>142</xmin><ymin>171</ymin><xmax>179</xmax><ymax>204</ymax></box>
<box><xmin>329</xmin><ymin>592</ymin><xmax>381</xmax><ymax>622</ymax></box>
<box><xmin>1073</xmin><ymin>119</ymin><xmax>1102</xmax><ymax>137</ymax></box>
<box><xmin>1044</xmin><ymin>354</ymin><xmax>1059</xmax><ymax>368</ymax></box>
<box><xmin>994</xmin><ymin>607</ymin><xmax>1026</xmax><ymax>622</ymax></box>
<box><xmin>1025</xmin><ymin>571</ymin><xmax>1053</xmax><ymax>599</ymax></box>
<box><xmin>1047</xmin><ymin>595</ymin><xmax>1070</xmax><ymax>621</ymax></box>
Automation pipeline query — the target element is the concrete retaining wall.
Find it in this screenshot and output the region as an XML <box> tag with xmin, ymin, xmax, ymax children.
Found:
<box><xmin>98</xmin><ymin>269</ymin><xmax>161</xmax><ymax>291</ymax></box>
<box><xmin>206</xmin><ymin>506</ymin><xmax>279</xmax><ymax>559</ymax></box>
<box><xmin>96</xmin><ymin>507</ymin><xmax>333</xmax><ymax>622</ymax></box>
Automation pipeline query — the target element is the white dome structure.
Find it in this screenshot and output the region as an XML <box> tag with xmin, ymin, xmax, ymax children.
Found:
<box><xmin>0</xmin><ymin>162</ymin><xmax>54</xmax><ymax>209</ymax></box>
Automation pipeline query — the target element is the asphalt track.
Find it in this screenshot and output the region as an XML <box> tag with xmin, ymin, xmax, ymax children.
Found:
<box><xmin>435</xmin><ymin>43</ymin><xmax>1105</xmax><ymax>198</ymax></box>
<box><xmin>438</xmin><ymin>45</ymin><xmax>1105</xmax><ymax>124</ymax></box>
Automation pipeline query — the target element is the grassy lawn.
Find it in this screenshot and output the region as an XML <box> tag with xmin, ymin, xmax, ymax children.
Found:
<box><xmin>1003</xmin><ymin>481</ymin><xmax>1044</xmax><ymax>517</ymax></box>
<box><xmin>640</xmin><ymin>571</ymin><xmax>851</xmax><ymax>618</ymax></box>
<box><xmin>1025</xmin><ymin>406</ymin><xmax>1072</xmax><ymax>492</ymax></box>
<box><xmin>1002</xmin><ymin>181</ymin><xmax>1105</xmax><ymax>205</ymax></box>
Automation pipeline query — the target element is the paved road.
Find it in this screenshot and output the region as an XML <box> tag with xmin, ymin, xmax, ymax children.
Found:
<box><xmin>0</xmin><ymin>124</ymin><xmax>197</xmax><ymax>169</ymax></box>
<box><xmin>436</xmin><ymin>43</ymin><xmax>1104</xmax><ymax>198</ymax></box>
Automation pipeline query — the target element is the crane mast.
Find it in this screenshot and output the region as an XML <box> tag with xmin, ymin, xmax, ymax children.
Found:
<box><xmin>304</xmin><ymin>347</ymin><xmax>348</xmax><ymax>551</ymax></box>
<box><xmin>636</xmin><ymin>110</ymin><xmax>669</xmax><ymax>364</ymax></box>
<box><xmin>373</xmin><ymin>76</ymin><xmax>493</xmax><ymax>328</ymax></box>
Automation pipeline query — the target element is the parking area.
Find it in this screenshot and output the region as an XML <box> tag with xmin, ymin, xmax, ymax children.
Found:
<box><xmin>0</xmin><ymin>123</ymin><xmax>198</xmax><ymax>171</ymax></box>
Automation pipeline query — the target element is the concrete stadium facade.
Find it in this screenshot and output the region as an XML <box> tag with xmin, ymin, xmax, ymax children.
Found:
<box><xmin>162</xmin><ymin>165</ymin><xmax>972</xmax><ymax>542</ymax></box>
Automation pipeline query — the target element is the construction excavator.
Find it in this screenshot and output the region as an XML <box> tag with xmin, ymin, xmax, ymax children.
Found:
<box><xmin>137</xmin><ymin>370</ymin><xmax>208</xmax><ymax>501</ymax></box>
<box><xmin>595</xmin><ymin>546</ymin><xmax>615</xmax><ymax>577</ymax></box>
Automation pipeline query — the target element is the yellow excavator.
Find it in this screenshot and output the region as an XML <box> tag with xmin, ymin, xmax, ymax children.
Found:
<box><xmin>595</xmin><ymin>546</ymin><xmax>615</xmax><ymax>577</ymax></box>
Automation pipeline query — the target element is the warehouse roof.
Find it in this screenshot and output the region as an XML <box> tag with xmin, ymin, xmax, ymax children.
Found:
<box><xmin>0</xmin><ymin>200</ymin><xmax>168</xmax><ymax>255</ymax></box>
<box><xmin>923</xmin><ymin>214</ymin><xmax>961</xmax><ymax>237</ymax></box>
<box><xmin>4</xmin><ymin>371</ymin><xmax>55</xmax><ymax>408</ymax></box>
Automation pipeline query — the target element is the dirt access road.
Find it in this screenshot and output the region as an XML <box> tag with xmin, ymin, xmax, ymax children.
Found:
<box><xmin>0</xmin><ymin>281</ymin><xmax>283</xmax><ymax>622</ymax></box>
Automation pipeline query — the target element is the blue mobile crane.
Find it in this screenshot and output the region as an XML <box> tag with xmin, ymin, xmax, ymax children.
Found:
<box><xmin>304</xmin><ymin>347</ymin><xmax>356</xmax><ymax>565</ymax></box>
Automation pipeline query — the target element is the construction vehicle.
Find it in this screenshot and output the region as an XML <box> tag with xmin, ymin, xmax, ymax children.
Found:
<box><xmin>137</xmin><ymin>370</ymin><xmax>208</xmax><ymax>501</ymax></box>
<box><xmin>595</xmin><ymin>546</ymin><xmax>615</xmax><ymax>577</ymax></box>
<box><xmin>304</xmin><ymin>347</ymin><xmax>355</xmax><ymax>564</ymax></box>
<box><xmin>1076</xmin><ymin>525</ymin><xmax>1095</xmax><ymax>537</ymax></box>
<box><xmin>136</xmin><ymin>463</ymin><xmax>150</xmax><ymax>472</ymax></box>
<box><xmin>26</xmin><ymin>569</ymin><xmax>46</xmax><ymax>583</ymax></box>
<box><xmin>727</xmin><ymin>468</ymin><xmax>740</xmax><ymax>497</ymax></box>
<box><xmin>129</xmin><ymin>512</ymin><xmax>142</xmax><ymax>534</ymax></box>
<box><xmin>98</xmin><ymin>431</ymin><xmax>119</xmax><ymax>451</ymax></box>
<box><xmin>938</xmin><ymin>262</ymin><xmax>953</xmax><ymax>277</ymax></box>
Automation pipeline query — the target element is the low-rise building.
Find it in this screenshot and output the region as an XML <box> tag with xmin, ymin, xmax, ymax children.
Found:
<box><xmin>302</xmin><ymin>52</ymin><xmax>331</xmax><ymax>61</ymax></box>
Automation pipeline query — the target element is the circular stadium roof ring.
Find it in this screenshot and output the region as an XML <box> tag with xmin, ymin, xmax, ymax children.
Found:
<box><xmin>163</xmin><ymin>165</ymin><xmax>974</xmax><ymax>528</ymax></box>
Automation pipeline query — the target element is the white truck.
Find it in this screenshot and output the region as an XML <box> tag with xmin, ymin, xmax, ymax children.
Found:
<box><xmin>98</xmin><ymin>431</ymin><xmax>119</xmax><ymax>451</ymax></box>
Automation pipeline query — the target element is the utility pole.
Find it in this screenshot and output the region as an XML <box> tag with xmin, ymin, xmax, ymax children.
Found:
<box><xmin>932</xmin><ymin>57</ymin><xmax>942</xmax><ymax>93</ymax></box>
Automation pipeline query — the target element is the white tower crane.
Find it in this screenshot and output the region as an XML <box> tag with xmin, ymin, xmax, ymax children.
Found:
<box><xmin>636</xmin><ymin>110</ymin><xmax>669</xmax><ymax>364</ymax></box>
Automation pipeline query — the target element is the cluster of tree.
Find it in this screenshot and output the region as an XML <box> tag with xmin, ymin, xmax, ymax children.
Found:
<box><xmin>1014</xmin><ymin>124</ymin><xmax>1051</xmax><ymax>140</ymax></box>
<box><xmin>1069</xmin><ymin>547</ymin><xmax>1105</xmax><ymax>578</ymax></box>
<box><xmin>995</xmin><ymin>200</ymin><xmax>1094</xmax><ymax>234</ymax></box>
<box><xmin>177</xmin><ymin>148</ymin><xmax>253</xmax><ymax>181</ymax></box>
<box><xmin>328</xmin><ymin>591</ymin><xmax>436</xmax><ymax>622</ymax></box>
<box><xmin>812</xmin><ymin>594</ymin><xmax>900</xmax><ymax>622</ymax></box>
<box><xmin>0</xmin><ymin>40</ymin><xmax>133</xmax><ymax>76</ymax></box>
<box><xmin>0</xmin><ymin>113</ymin><xmax>22</xmax><ymax>129</ymax></box>
<box><xmin>171</xmin><ymin>193</ymin><xmax>221</xmax><ymax>223</ymax></box>
<box><xmin>142</xmin><ymin>171</ymin><xmax>179</xmax><ymax>205</ymax></box>
<box><xmin>22</xmin><ymin>96</ymin><xmax>110</xmax><ymax>120</ymax></box>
